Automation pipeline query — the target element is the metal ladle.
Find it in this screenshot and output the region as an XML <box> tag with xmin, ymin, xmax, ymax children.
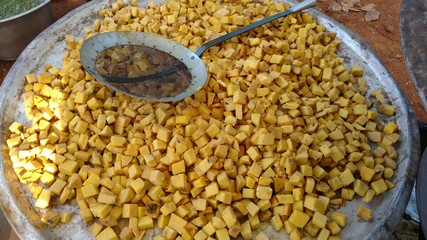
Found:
<box><xmin>80</xmin><ymin>0</ymin><xmax>316</xmax><ymax>102</ymax></box>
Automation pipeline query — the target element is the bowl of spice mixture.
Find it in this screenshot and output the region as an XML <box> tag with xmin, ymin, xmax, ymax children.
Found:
<box><xmin>0</xmin><ymin>0</ymin><xmax>53</xmax><ymax>60</ymax></box>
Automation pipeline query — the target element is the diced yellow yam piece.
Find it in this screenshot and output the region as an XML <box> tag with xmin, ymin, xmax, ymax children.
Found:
<box><xmin>317</xmin><ymin>228</ymin><xmax>331</xmax><ymax>240</ymax></box>
<box><xmin>366</xmin><ymin>131</ymin><xmax>382</xmax><ymax>143</ymax></box>
<box><xmin>60</xmin><ymin>212</ymin><xmax>72</xmax><ymax>223</ymax></box>
<box><xmin>330</xmin><ymin>211</ymin><xmax>347</xmax><ymax>227</ymax></box>
<box><xmin>313</xmin><ymin>165</ymin><xmax>328</xmax><ymax>180</ymax></box>
<box><xmin>271</xmin><ymin>214</ymin><xmax>283</xmax><ymax>231</ymax></box>
<box><xmin>205</xmin><ymin>182</ymin><xmax>219</xmax><ymax>198</ymax></box>
<box><xmin>91</xmin><ymin>203</ymin><xmax>113</xmax><ymax>218</ymax></box>
<box><xmin>162</xmin><ymin>226</ymin><xmax>178</xmax><ymax>240</ymax></box>
<box><xmin>353</xmin><ymin>104</ymin><xmax>367</xmax><ymax>115</ymax></box>
<box><xmin>194</xmin><ymin>157</ymin><xmax>215</xmax><ymax>177</ymax></box>
<box><xmin>157</xmin><ymin>214</ymin><xmax>170</xmax><ymax>229</ymax></box>
<box><xmin>304</xmin><ymin>221</ymin><xmax>320</xmax><ymax>237</ymax></box>
<box><xmin>176</xmin><ymin>115</ymin><xmax>190</xmax><ymax>125</ymax></box>
<box><xmin>256</xmin><ymin>185</ymin><xmax>273</xmax><ymax>200</ymax></box>
<box><xmin>221</xmin><ymin>206</ymin><xmax>237</xmax><ymax>228</ymax></box>
<box><xmin>247</xmin><ymin>162</ymin><xmax>262</xmax><ymax>178</ymax></box>
<box><xmin>83</xmin><ymin>174</ymin><xmax>101</xmax><ymax>187</ymax></box>
<box><xmin>41</xmin><ymin>210</ymin><xmax>60</xmax><ymax>226</ymax></box>
<box><xmin>119</xmin><ymin>227</ymin><xmax>133</xmax><ymax>240</ymax></box>
<box><xmin>81</xmin><ymin>184</ymin><xmax>99</xmax><ymax>198</ymax></box>
<box><xmin>96</xmin><ymin>227</ymin><xmax>118</xmax><ymax>240</ymax></box>
<box><xmin>379</xmin><ymin>104</ymin><xmax>395</xmax><ymax>115</ymax></box>
<box><xmin>350</xmin><ymin>66</ymin><xmax>364</xmax><ymax>77</ymax></box>
<box><xmin>80</xmin><ymin>208</ymin><xmax>93</xmax><ymax>222</ymax></box>
<box><xmin>383</xmin><ymin>122</ymin><xmax>398</xmax><ymax>134</ymax></box>
<box><xmin>322</xmin><ymin>68</ymin><xmax>333</xmax><ymax>81</ymax></box>
<box><xmin>312</xmin><ymin>211</ymin><xmax>328</xmax><ymax>228</ymax></box>
<box><xmin>147</xmin><ymin>185</ymin><xmax>165</xmax><ymax>201</ymax></box>
<box><xmin>111</xmin><ymin>135</ymin><xmax>127</xmax><ymax>147</ymax></box>
<box><xmin>38</xmin><ymin>73</ymin><xmax>52</xmax><ymax>83</ymax></box>
<box><xmin>354</xmin><ymin>179</ymin><xmax>370</xmax><ymax>197</ymax></box>
<box><xmin>152</xmin><ymin>139</ymin><xmax>167</xmax><ymax>151</ymax></box>
<box><xmin>246</xmin><ymin>146</ymin><xmax>261</xmax><ymax>161</ymax></box>
<box><xmin>169</xmin><ymin>213</ymin><xmax>188</xmax><ymax>234</ymax></box>
<box><xmin>170</xmin><ymin>173</ymin><xmax>188</xmax><ymax>190</ymax></box>
<box><xmin>89</xmin><ymin>222</ymin><xmax>103</xmax><ymax>237</ymax></box>
<box><xmin>370</xmin><ymin>178</ymin><xmax>388</xmax><ymax>195</ymax></box>
<box><xmin>138</xmin><ymin>216</ymin><xmax>154</xmax><ymax>230</ymax></box>
<box><xmin>328</xmin><ymin>176</ymin><xmax>343</xmax><ymax>191</ymax></box>
<box><xmin>281</xmin><ymin>64</ymin><xmax>292</xmax><ymax>74</ymax></box>
<box><xmin>9</xmin><ymin>121</ymin><xmax>23</xmax><ymax>134</ymax></box>
<box><xmin>50</xmin><ymin>178</ymin><xmax>67</xmax><ymax>195</ymax></box>
<box><xmin>288</xmin><ymin>228</ymin><xmax>302</xmax><ymax>239</ymax></box>
<box><xmin>98</xmin><ymin>192</ymin><xmax>116</xmax><ymax>205</ymax></box>
<box><xmin>40</xmin><ymin>172</ymin><xmax>55</xmax><ymax>186</ymax></box>
<box><xmin>160</xmin><ymin>202</ymin><xmax>177</xmax><ymax>216</ymax></box>
<box><xmin>256</xmin><ymin>133</ymin><xmax>275</xmax><ymax>145</ymax></box>
<box><xmin>194</xmin><ymin>229</ymin><xmax>209</xmax><ymax>240</ymax></box>
<box><xmin>339</xmin><ymin>168</ymin><xmax>355</xmax><ymax>187</ymax></box>
<box><xmin>288</xmin><ymin>210</ymin><xmax>310</xmax><ymax>228</ymax></box>
<box><xmin>215</xmin><ymin>228</ymin><xmax>230</xmax><ymax>240</ymax></box>
<box><xmin>216</xmin><ymin>171</ymin><xmax>230</xmax><ymax>189</ymax></box>
<box><xmin>357</xmin><ymin>205</ymin><xmax>372</xmax><ymax>221</ymax></box>
<box><xmin>383</xmin><ymin>167</ymin><xmax>394</xmax><ymax>179</ymax></box>
<box><xmin>326</xmin><ymin>220</ymin><xmax>341</xmax><ymax>235</ymax></box>
<box><xmin>58</xmin><ymin>159</ymin><xmax>79</xmax><ymax>176</ymax></box>
<box><xmin>360</xmin><ymin>166</ymin><xmax>375</xmax><ymax>182</ymax></box>
<box><xmin>150</xmin><ymin>170</ymin><xmax>165</xmax><ymax>186</ymax></box>
<box><xmin>122</xmin><ymin>204</ymin><xmax>138</xmax><ymax>218</ymax></box>
<box><xmin>216</xmin><ymin>191</ymin><xmax>232</xmax><ymax>204</ymax></box>
<box><xmin>348</xmin><ymin>152</ymin><xmax>363</xmax><ymax>162</ymax></box>
<box><xmin>233</xmin><ymin>90</ymin><xmax>247</xmax><ymax>105</ymax></box>
<box><xmin>75</xmin><ymin>91</ymin><xmax>89</xmax><ymax>104</ymax></box>
<box><xmin>25</xmin><ymin>73</ymin><xmax>37</xmax><ymax>83</ymax></box>
<box><xmin>240</xmin><ymin>220</ymin><xmax>252</xmax><ymax>239</ymax></box>
<box><xmin>119</xmin><ymin>188</ymin><xmax>135</xmax><ymax>204</ymax></box>
<box><xmin>35</xmin><ymin>189</ymin><xmax>51</xmax><ymax>209</ymax></box>
<box><xmin>254</xmin><ymin>231</ymin><xmax>269</xmax><ymax>240</ymax></box>
<box><xmin>205</xmin><ymin>124</ymin><xmax>221</xmax><ymax>138</ymax></box>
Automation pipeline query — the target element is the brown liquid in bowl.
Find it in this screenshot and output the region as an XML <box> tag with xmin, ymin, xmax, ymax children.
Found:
<box><xmin>95</xmin><ymin>45</ymin><xmax>192</xmax><ymax>99</ymax></box>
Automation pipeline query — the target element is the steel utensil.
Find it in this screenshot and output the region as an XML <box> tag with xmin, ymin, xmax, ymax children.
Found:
<box><xmin>80</xmin><ymin>0</ymin><xmax>316</xmax><ymax>102</ymax></box>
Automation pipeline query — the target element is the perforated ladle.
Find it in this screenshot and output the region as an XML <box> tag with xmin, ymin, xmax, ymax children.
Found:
<box><xmin>80</xmin><ymin>0</ymin><xmax>316</xmax><ymax>102</ymax></box>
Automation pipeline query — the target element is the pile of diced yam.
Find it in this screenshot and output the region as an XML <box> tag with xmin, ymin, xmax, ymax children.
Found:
<box><xmin>5</xmin><ymin>0</ymin><xmax>400</xmax><ymax>239</ymax></box>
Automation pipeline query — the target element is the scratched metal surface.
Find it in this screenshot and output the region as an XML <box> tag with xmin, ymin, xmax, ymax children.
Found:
<box><xmin>0</xmin><ymin>0</ymin><xmax>420</xmax><ymax>239</ymax></box>
<box><xmin>400</xmin><ymin>0</ymin><xmax>427</xmax><ymax>112</ymax></box>
<box><xmin>401</xmin><ymin>0</ymin><xmax>427</xmax><ymax>235</ymax></box>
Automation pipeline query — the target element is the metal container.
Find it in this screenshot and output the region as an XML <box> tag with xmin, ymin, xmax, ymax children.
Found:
<box><xmin>400</xmin><ymin>0</ymin><xmax>427</xmax><ymax>112</ymax></box>
<box><xmin>0</xmin><ymin>0</ymin><xmax>53</xmax><ymax>60</ymax></box>
<box><xmin>0</xmin><ymin>0</ymin><xmax>420</xmax><ymax>239</ymax></box>
<box><xmin>418</xmin><ymin>147</ymin><xmax>427</xmax><ymax>235</ymax></box>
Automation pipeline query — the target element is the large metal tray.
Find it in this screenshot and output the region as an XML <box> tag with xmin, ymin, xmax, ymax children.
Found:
<box><xmin>0</xmin><ymin>0</ymin><xmax>420</xmax><ymax>239</ymax></box>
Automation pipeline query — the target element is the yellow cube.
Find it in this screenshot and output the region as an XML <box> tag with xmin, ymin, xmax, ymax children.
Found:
<box><xmin>138</xmin><ymin>216</ymin><xmax>154</xmax><ymax>230</ymax></box>
<box><xmin>288</xmin><ymin>210</ymin><xmax>310</xmax><ymax>228</ymax></box>
<box><xmin>330</xmin><ymin>211</ymin><xmax>347</xmax><ymax>227</ymax></box>
<box><xmin>370</xmin><ymin>179</ymin><xmax>388</xmax><ymax>195</ymax></box>
<box><xmin>312</xmin><ymin>211</ymin><xmax>328</xmax><ymax>228</ymax></box>
<box><xmin>96</xmin><ymin>227</ymin><xmax>118</xmax><ymax>240</ymax></box>
<box><xmin>122</xmin><ymin>204</ymin><xmax>138</xmax><ymax>218</ymax></box>
<box><xmin>357</xmin><ymin>205</ymin><xmax>372</xmax><ymax>221</ymax></box>
<box><xmin>168</xmin><ymin>213</ymin><xmax>188</xmax><ymax>234</ymax></box>
<box><xmin>35</xmin><ymin>189</ymin><xmax>51</xmax><ymax>209</ymax></box>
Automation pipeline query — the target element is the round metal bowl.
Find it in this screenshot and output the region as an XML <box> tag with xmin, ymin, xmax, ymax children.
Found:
<box><xmin>0</xmin><ymin>0</ymin><xmax>53</xmax><ymax>61</ymax></box>
<box><xmin>0</xmin><ymin>0</ymin><xmax>420</xmax><ymax>239</ymax></box>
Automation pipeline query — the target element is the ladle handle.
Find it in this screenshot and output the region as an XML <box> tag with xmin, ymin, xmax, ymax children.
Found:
<box><xmin>194</xmin><ymin>0</ymin><xmax>317</xmax><ymax>56</ymax></box>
